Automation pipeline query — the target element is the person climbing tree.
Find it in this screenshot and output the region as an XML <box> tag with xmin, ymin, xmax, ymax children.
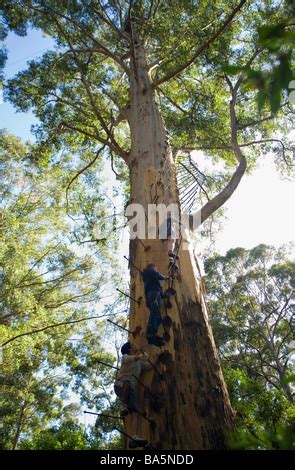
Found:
<box><xmin>158</xmin><ymin>217</ymin><xmax>181</xmax><ymax>292</ymax></box>
<box><xmin>114</xmin><ymin>341</ymin><xmax>154</xmax><ymax>448</ymax></box>
<box><xmin>159</xmin><ymin>216</ymin><xmax>180</xmax><ymax>261</ymax></box>
<box><xmin>141</xmin><ymin>264</ymin><xmax>170</xmax><ymax>347</ymax></box>
<box><xmin>4</xmin><ymin>0</ymin><xmax>288</xmax><ymax>449</ymax></box>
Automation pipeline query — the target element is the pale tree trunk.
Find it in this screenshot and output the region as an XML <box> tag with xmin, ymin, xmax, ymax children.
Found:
<box><xmin>124</xmin><ymin>36</ymin><xmax>234</xmax><ymax>450</ymax></box>
<box><xmin>12</xmin><ymin>403</ymin><xmax>26</xmax><ymax>450</ymax></box>
<box><xmin>267</xmin><ymin>337</ymin><xmax>294</xmax><ymax>403</ymax></box>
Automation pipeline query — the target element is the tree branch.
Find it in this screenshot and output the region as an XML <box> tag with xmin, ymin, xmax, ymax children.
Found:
<box><xmin>65</xmin><ymin>145</ymin><xmax>105</xmax><ymax>208</ymax></box>
<box><xmin>234</xmin><ymin>48</ymin><xmax>261</xmax><ymax>91</ymax></box>
<box><xmin>78</xmin><ymin>238</ymin><xmax>107</xmax><ymax>245</ymax></box>
<box><xmin>191</xmin><ymin>76</ymin><xmax>247</xmax><ymax>226</ymax></box>
<box><xmin>237</xmin><ymin>102</ymin><xmax>288</xmax><ymax>129</ymax></box>
<box><xmin>17</xmin><ymin>266</ymin><xmax>84</xmax><ymax>290</ymax></box>
<box><xmin>91</xmin><ymin>0</ymin><xmax>131</xmax><ymax>44</ymax></box>
<box><xmin>1</xmin><ymin>314</ymin><xmax>109</xmax><ymax>347</ymax></box>
<box><xmin>179</xmin><ymin>138</ymin><xmax>293</xmax><ymax>168</ymax></box>
<box><xmin>153</xmin><ymin>0</ymin><xmax>248</xmax><ymax>88</ymax></box>
<box><xmin>241</xmin><ymin>139</ymin><xmax>294</xmax><ymax>167</ymax></box>
<box><xmin>113</xmin><ymin>0</ymin><xmax>123</xmax><ymax>28</ymax></box>
<box><xmin>61</xmin><ymin>120</ymin><xmax>129</xmax><ymax>161</ymax></box>
<box><xmin>36</xmin><ymin>3</ymin><xmax>131</xmax><ymax>75</ymax></box>
<box><xmin>50</xmin><ymin>14</ymin><xmax>129</xmax><ymax>164</ymax></box>
<box><xmin>157</xmin><ymin>86</ymin><xmax>188</xmax><ymax>113</ymax></box>
<box><xmin>14</xmin><ymin>244</ymin><xmax>61</xmax><ymax>289</ymax></box>
<box><xmin>43</xmin><ymin>287</ymin><xmax>100</xmax><ymax>309</ymax></box>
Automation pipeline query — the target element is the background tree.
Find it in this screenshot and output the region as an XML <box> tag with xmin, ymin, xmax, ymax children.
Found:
<box><xmin>1</xmin><ymin>0</ymin><xmax>294</xmax><ymax>449</ymax></box>
<box><xmin>0</xmin><ymin>130</ymin><xmax>123</xmax><ymax>449</ymax></box>
<box><xmin>19</xmin><ymin>420</ymin><xmax>100</xmax><ymax>450</ymax></box>
<box><xmin>204</xmin><ymin>244</ymin><xmax>295</xmax><ymax>449</ymax></box>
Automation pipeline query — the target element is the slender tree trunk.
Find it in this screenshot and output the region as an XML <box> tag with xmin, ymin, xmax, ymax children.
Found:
<box><xmin>267</xmin><ymin>338</ymin><xmax>294</xmax><ymax>403</ymax></box>
<box><xmin>124</xmin><ymin>36</ymin><xmax>234</xmax><ymax>450</ymax></box>
<box><xmin>11</xmin><ymin>403</ymin><xmax>26</xmax><ymax>450</ymax></box>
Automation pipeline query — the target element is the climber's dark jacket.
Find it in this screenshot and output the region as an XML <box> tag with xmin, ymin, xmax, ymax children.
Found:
<box><xmin>141</xmin><ymin>268</ymin><xmax>167</xmax><ymax>299</ymax></box>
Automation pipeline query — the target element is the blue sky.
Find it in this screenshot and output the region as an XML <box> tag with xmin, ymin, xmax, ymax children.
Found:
<box><xmin>1</xmin><ymin>28</ymin><xmax>294</xmax><ymax>256</ymax></box>
<box><xmin>1</xmin><ymin>29</ymin><xmax>54</xmax><ymax>140</ymax></box>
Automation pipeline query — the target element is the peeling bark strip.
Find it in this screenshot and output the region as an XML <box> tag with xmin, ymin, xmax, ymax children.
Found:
<box><xmin>124</xmin><ymin>35</ymin><xmax>234</xmax><ymax>450</ymax></box>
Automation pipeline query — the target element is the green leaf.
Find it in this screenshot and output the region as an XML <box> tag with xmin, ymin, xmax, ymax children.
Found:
<box><xmin>282</xmin><ymin>374</ymin><xmax>295</xmax><ymax>385</ymax></box>
<box><xmin>222</xmin><ymin>65</ymin><xmax>246</xmax><ymax>75</ymax></box>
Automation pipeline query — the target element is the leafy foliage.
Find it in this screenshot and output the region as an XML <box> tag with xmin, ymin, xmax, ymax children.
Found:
<box><xmin>0</xmin><ymin>130</ymin><xmax>124</xmax><ymax>449</ymax></box>
<box><xmin>19</xmin><ymin>421</ymin><xmax>99</xmax><ymax>450</ymax></box>
<box><xmin>223</xmin><ymin>1</ymin><xmax>294</xmax><ymax>114</ymax></box>
<box><xmin>1</xmin><ymin>0</ymin><xmax>293</xmax><ymax>191</ymax></box>
<box><xmin>0</xmin><ymin>0</ymin><xmax>294</xmax><ymax>450</ymax></box>
<box><xmin>205</xmin><ymin>244</ymin><xmax>295</xmax><ymax>449</ymax></box>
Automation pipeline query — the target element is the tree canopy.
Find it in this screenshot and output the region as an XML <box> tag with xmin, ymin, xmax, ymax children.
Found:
<box><xmin>1</xmin><ymin>0</ymin><xmax>294</xmax><ymax>225</ymax></box>
<box><xmin>205</xmin><ymin>244</ymin><xmax>295</xmax><ymax>449</ymax></box>
<box><xmin>0</xmin><ymin>130</ymin><xmax>124</xmax><ymax>449</ymax></box>
<box><xmin>0</xmin><ymin>0</ymin><xmax>294</xmax><ymax>451</ymax></box>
